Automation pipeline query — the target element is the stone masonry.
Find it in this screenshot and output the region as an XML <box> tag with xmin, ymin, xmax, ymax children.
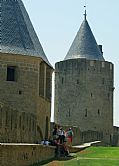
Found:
<box><xmin>0</xmin><ymin>143</ymin><xmax>55</xmax><ymax>166</ymax></box>
<box><xmin>0</xmin><ymin>53</ymin><xmax>53</xmax><ymax>143</ymax></box>
<box><xmin>55</xmin><ymin>58</ymin><xmax>114</xmax><ymax>145</ymax></box>
<box><xmin>54</xmin><ymin>10</ymin><xmax>118</xmax><ymax>145</ymax></box>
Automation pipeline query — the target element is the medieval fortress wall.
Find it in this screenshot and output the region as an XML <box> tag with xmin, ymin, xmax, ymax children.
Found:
<box><xmin>0</xmin><ymin>0</ymin><xmax>119</xmax><ymax>165</ymax></box>
<box><xmin>55</xmin><ymin>58</ymin><xmax>114</xmax><ymax>144</ymax></box>
<box><xmin>0</xmin><ymin>53</ymin><xmax>52</xmax><ymax>143</ymax></box>
<box><xmin>0</xmin><ymin>143</ymin><xmax>55</xmax><ymax>166</ymax></box>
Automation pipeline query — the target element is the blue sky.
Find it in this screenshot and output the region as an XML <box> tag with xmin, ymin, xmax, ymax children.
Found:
<box><xmin>23</xmin><ymin>0</ymin><xmax>119</xmax><ymax>126</ymax></box>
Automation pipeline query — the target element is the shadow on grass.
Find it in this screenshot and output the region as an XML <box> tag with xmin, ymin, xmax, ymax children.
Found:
<box><xmin>55</xmin><ymin>154</ymin><xmax>76</xmax><ymax>161</ymax></box>
<box><xmin>31</xmin><ymin>154</ymin><xmax>76</xmax><ymax>166</ymax></box>
<box><xmin>31</xmin><ymin>145</ymin><xmax>86</xmax><ymax>166</ymax></box>
<box><xmin>30</xmin><ymin>158</ymin><xmax>54</xmax><ymax>166</ymax></box>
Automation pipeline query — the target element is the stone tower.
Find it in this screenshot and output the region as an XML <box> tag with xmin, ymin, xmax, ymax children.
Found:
<box><xmin>0</xmin><ymin>0</ymin><xmax>53</xmax><ymax>143</ymax></box>
<box><xmin>54</xmin><ymin>10</ymin><xmax>114</xmax><ymax>144</ymax></box>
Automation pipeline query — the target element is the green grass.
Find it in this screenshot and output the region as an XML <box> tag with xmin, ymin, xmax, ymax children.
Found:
<box><xmin>62</xmin><ymin>159</ymin><xmax>119</xmax><ymax>166</ymax></box>
<box><xmin>78</xmin><ymin>147</ymin><xmax>119</xmax><ymax>158</ymax></box>
<box><xmin>32</xmin><ymin>147</ymin><xmax>119</xmax><ymax>166</ymax></box>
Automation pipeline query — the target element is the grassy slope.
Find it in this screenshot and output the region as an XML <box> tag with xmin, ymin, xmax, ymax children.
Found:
<box><xmin>78</xmin><ymin>147</ymin><xmax>119</xmax><ymax>158</ymax></box>
<box><xmin>33</xmin><ymin>147</ymin><xmax>119</xmax><ymax>166</ymax></box>
<box><xmin>64</xmin><ymin>147</ymin><xmax>119</xmax><ymax>166</ymax></box>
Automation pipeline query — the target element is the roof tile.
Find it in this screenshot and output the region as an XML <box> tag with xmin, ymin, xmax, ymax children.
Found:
<box><xmin>65</xmin><ymin>19</ymin><xmax>105</xmax><ymax>61</ymax></box>
<box><xmin>0</xmin><ymin>0</ymin><xmax>51</xmax><ymax>66</ymax></box>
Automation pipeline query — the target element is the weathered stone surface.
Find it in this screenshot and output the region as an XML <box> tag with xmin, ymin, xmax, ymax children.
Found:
<box><xmin>0</xmin><ymin>143</ymin><xmax>55</xmax><ymax>166</ymax></box>
<box><xmin>0</xmin><ymin>53</ymin><xmax>52</xmax><ymax>143</ymax></box>
<box><xmin>54</xmin><ymin>59</ymin><xmax>114</xmax><ymax>145</ymax></box>
<box><xmin>54</xmin><ymin>14</ymin><xmax>116</xmax><ymax>145</ymax></box>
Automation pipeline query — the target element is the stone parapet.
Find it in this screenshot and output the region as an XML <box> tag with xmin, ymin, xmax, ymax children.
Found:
<box><xmin>0</xmin><ymin>143</ymin><xmax>55</xmax><ymax>166</ymax></box>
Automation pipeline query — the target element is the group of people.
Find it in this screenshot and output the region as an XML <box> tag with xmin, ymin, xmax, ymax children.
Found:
<box><xmin>52</xmin><ymin>125</ymin><xmax>74</xmax><ymax>146</ymax></box>
<box><xmin>52</xmin><ymin>125</ymin><xmax>74</xmax><ymax>157</ymax></box>
<box><xmin>39</xmin><ymin>125</ymin><xmax>74</xmax><ymax>157</ymax></box>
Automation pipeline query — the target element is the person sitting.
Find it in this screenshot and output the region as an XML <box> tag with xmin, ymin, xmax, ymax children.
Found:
<box><xmin>40</xmin><ymin>138</ymin><xmax>50</xmax><ymax>145</ymax></box>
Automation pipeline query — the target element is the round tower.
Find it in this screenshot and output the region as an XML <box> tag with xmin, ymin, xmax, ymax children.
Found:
<box><xmin>54</xmin><ymin>10</ymin><xmax>114</xmax><ymax>144</ymax></box>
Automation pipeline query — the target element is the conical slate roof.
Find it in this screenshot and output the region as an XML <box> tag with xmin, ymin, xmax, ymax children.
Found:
<box><xmin>65</xmin><ymin>15</ymin><xmax>105</xmax><ymax>61</ymax></box>
<box><xmin>0</xmin><ymin>0</ymin><xmax>51</xmax><ymax>66</ymax></box>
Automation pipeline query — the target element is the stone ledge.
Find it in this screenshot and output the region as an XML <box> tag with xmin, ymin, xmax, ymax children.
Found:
<box><xmin>0</xmin><ymin>143</ymin><xmax>55</xmax><ymax>166</ymax></box>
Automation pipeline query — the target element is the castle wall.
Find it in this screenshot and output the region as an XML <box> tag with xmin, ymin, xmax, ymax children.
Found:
<box><xmin>0</xmin><ymin>53</ymin><xmax>40</xmax><ymax>114</ymax></box>
<box><xmin>0</xmin><ymin>143</ymin><xmax>55</xmax><ymax>166</ymax></box>
<box><xmin>0</xmin><ymin>103</ymin><xmax>36</xmax><ymax>143</ymax></box>
<box><xmin>0</xmin><ymin>53</ymin><xmax>52</xmax><ymax>143</ymax></box>
<box><xmin>55</xmin><ymin>59</ymin><xmax>114</xmax><ymax>144</ymax></box>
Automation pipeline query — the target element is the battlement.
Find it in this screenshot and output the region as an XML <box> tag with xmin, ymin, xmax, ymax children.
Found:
<box><xmin>56</xmin><ymin>59</ymin><xmax>113</xmax><ymax>73</ymax></box>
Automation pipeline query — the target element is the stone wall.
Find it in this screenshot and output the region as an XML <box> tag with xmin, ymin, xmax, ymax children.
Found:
<box><xmin>0</xmin><ymin>52</ymin><xmax>53</xmax><ymax>143</ymax></box>
<box><xmin>0</xmin><ymin>103</ymin><xmax>37</xmax><ymax>143</ymax></box>
<box><xmin>0</xmin><ymin>143</ymin><xmax>55</xmax><ymax>166</ymax></box>
<box><xmin>51</xmin><ymin>123</ymin><xmax>119</xmax><ymax>146</ymax></box>
<box><xmin>54</xmin><ymin>58</ymin><xmax>114</xmax><ymax>145</ymax></box>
